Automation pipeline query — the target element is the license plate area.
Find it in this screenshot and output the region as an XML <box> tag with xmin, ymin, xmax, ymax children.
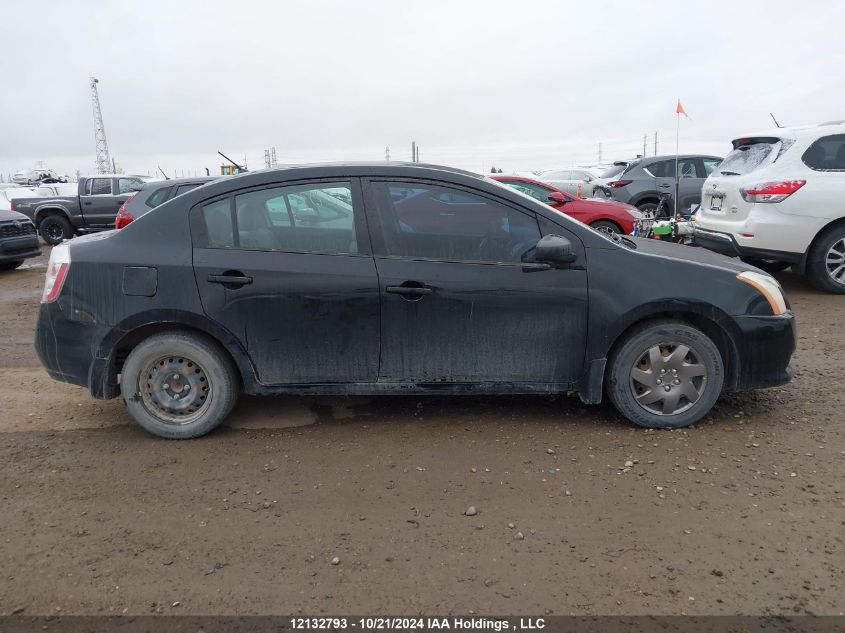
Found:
<box><xmin>710</xmin><ymin>194</ymin><xmax>724</xmax><ymax>211</ymax></box>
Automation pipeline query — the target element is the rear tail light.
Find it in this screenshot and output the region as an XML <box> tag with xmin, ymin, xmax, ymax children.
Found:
<box><xmin>740</xmin><ymin>180</ymin><xmax>805</xmax><ymax>203</ymax></box>
<box><xmin>609</xmin><ymin>179</ymin><xmax>632</xmax><ymax>188</ymax></box>
<box><xmin>115</xmin><ymin>194</ymin><xmax>136</xmax><ymax>229</ymax></box>
<box><xmin>41</xmin><ymin>243</ymin><xmax>71</xmax><ymax>303</ymax></box>
<box><xmin>10</xmin><ymin>202</ymin><xmax>16</xmax><ymax>212</ymax></box>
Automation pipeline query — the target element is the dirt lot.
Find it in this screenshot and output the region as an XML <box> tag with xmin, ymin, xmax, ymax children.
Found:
<box><xmin>0</xmin><ymin>247</ymin><xmax>842</xmax><ymax>617</ymax></box>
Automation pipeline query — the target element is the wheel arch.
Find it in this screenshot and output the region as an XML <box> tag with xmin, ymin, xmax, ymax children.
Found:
<box><xmin>630</xmin><ymin>194</ymin><xmax>661</xmax><ymax>209</ymax></box>
<box><xmin>34</xmin><ymin>205</ymin><xmax>72</xmax><ymax>225</ymax></box>
<box><xmin>92</xmin><ymin>310</ymin><xmax>259</xmax><ymax>398</ymax></box>
<box><xmin>579</xmin><ymin>304</ymin><xmax>742</xmax><ymax>404</ymax></box>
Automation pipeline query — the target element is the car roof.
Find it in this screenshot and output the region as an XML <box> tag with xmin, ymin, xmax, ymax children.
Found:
<box><xmin>732</xmin><ymin>121</ymin><xmax>845</xmax><ymax>143</ymax></box>
<box><xmin>141</xmin><ymin>176</ymin><xmax>220</xmax><ymax>189</ymax></box>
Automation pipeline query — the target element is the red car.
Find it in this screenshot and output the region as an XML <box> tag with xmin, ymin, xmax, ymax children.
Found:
<box><xmin>491</xmin><ymin>175</ymin><xmax>641</xmax><ymax>234</ymax></box>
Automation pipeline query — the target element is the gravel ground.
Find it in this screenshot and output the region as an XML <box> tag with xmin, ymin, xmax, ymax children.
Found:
<box><xmin>0</xmin><ymin>248</ymin><xmax>842</xmax><ymax>616</ymax></box>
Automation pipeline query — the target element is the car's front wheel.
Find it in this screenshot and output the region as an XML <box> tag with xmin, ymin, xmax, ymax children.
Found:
<box><xmin>0</xmin><ymin>260</ymin><xmax>24</xmax><ymax>270</ymax></box>
<box><xmin>606</xmin><ymin>321</ymin><xmax>724</xmax><ymax>429</ymax></box>
<box><xmin>120</xmin><ymin>331</ymin><xmax>239</xmax><ymax>439</ymax></box>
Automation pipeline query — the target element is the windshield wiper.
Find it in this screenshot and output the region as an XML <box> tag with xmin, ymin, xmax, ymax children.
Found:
<box><xmin>719</xmin><ymin>170</ymin><xmax>740</xmax><ymax>176</ymax></box>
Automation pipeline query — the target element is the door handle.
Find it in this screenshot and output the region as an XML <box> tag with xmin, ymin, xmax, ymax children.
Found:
<box><xmin>658</xmin><ymin>184</ymin><xmax>672</xmax><ymax>188</ymax></box>
<box><xmin>207</xmin><ymin>273</ymin><xmax>253</xmax><ymax>286</ymax></box>
<box><xmin>83</xmin><ymin>201</ymin><xmax>92</xmax><ymax>205</ymax></box>
<box><xmin>386</xmin><ymin>285</ymin><xmax>433</xmax><ymax>296</ymax></box>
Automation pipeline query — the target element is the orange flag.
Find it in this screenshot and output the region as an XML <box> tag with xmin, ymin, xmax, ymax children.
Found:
<box><xmin>676</xmin><ymin>99</ymin><xmax>689</xmax><ymax>117</ymax></box>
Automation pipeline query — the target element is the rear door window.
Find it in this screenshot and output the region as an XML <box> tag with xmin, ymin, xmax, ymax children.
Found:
<box><xmin>118</xmin><ymin>178</ymin><xmax>143</xmax><ymax>194</ymax></box>
<box><xmin>88</xmin><ymin>178</ymin><xmax>112</xmax><ymax>195</ymax></box>
<box><xmin>201</xmin><ymin>182</ymin><xmax>359</xmax><ymax>254</ymax></box>
<box><xmin>802</xmin><ymin>134</ymin><xmax>845</xmax><ymax>171</ymax></box>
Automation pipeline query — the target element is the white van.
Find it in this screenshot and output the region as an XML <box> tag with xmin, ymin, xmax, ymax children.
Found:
<box><xmin>695</xmin><ymin>121</ymin><xmax>845</xmax><ymax>293</ymax></box>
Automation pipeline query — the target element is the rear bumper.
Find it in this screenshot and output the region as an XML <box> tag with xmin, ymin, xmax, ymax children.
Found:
<box><xmin>0</xmin><ymin>235</ymin><xmax>40</xmax><ymax>262</ymax></box>
<box><xmin>34</xmin><ymin>302</ymin><xmax>116</xmax><ymax>399</ymax></box>
<box><xmin>694</xmin><ymin>228</ymin><xmax>803</xmax><ymax>265</ymax></box>
<box><xmin>728</xmin><ymin>312</ymin><xmax>796</xmax><ymax>391</ymax></box>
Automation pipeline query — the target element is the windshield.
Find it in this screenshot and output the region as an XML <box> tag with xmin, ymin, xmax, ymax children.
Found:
<box><xmin>600</xmin><ymin>164</ymin><xmax>627</xmax><ymax>179</ymax></box>
<box><xmin>718</xmin><ymin>138</ymin><xmax>782</xmax><ymax>175</ymax></box>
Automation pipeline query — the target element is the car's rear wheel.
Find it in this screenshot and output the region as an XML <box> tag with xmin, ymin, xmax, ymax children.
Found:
<box><xmin>807</xmin><ymin>226</ymin><xmax>845</xmax><ymax>294</ymax></box>
<box><xmin>120</xmin><ymin>331</ymin><xmax>239</xmax><ymax>439</ymax></box>
<box><xmin>606</xmin><ymin>321</ymin><xmax>724</xmax><ymax>429</ymax></box>
<box><xmin>0</xmin><ymin>260</ymin><xmax>24</xmax><ymax>270</ymax></box>
<box><xmin>590</xmin><ymin>220</ymin><xmax>622</xmax><ymax>234</ymax></box>
<box><xmin>38</xmin><ymin>214</ymin><xmax>73</xmax><ymax>245</ymax></box>
<box><xmin>636</xmin><ymin>201</ymin><xmax>659</xmax><ymax>215</ymax></box>
<box><xmin>741</xmin><ymin>258</ymin><xmax>790</xmax><ymax>273</ymax></box>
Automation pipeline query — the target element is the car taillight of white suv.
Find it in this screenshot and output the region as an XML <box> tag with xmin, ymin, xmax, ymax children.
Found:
<box><xmin>694</xmin><ymin>122</ymin><xmax>845</xmax><ymax>293</ymax></box>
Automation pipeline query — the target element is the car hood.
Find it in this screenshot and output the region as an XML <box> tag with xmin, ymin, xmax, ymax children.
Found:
<box><xmin>0</xmin><ymin>208</ymin><xmax>32</xmax><ymax>223</ymax></box>
<box><xmin>629</xmin><ymin>237</ymin><xmax>755</xmax><ymax>275</ymax></box>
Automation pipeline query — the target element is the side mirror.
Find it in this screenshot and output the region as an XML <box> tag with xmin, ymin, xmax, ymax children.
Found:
<box><xmin>535</xmin><ymin>234</ymin><xmax>577</xmax><ymax>267</ymax></box>
<box><xmin>547</xmin><ymin>191</ymin><xmax>568</xmax><ymax>205</ymax></box>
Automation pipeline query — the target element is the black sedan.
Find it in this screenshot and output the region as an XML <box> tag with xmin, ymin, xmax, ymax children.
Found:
<box><xmin>34</xmin><ymin>163</ymin><xmax>795</xmax><ymax>438</ymax></box>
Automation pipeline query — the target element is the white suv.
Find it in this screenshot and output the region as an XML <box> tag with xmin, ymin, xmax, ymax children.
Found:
<box><xmin>695</xmin><ymin>121</ymin><xmax>845</xmax><ymax>293</ymax></box>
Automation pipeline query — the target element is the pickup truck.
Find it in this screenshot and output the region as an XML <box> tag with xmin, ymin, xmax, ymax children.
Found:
<box><xmin>11</xmin><ymin>175</ymin><xmax>147</xmax><ymax>245</ymax></box>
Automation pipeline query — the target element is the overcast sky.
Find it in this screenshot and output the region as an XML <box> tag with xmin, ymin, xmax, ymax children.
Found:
<box><xmin>2</xmin><ymin>0</ymin><xmax>843</xmax><ymax>178</ymax></box>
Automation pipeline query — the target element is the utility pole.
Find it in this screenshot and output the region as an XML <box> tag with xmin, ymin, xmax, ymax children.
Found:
<box><xmin>643</xmin><ymin>134</ymin><xmax>647</xmax><ymax>157</ymax></box>
<box><xmin>385</xmin><ymin>146</ymin><xmax>391</xmax><ymax>162</ymax></box>
<box><xmin>411</xmin><ymin>141</ymin><xmax>416</xmax><ymax>163</ymax></box>
<box><xmin>90</xmin><ymin>77</ymin><xmax>111</xmax><ymax>175</ymax></box>
<box><xmin>598</xmin><ymin>142</ymin><xmax>602</xmax><ymax>163</ymax></box>
<box><xmin>654</xmin><ymin>131</ymin><xmax>658</xmax><ymax>155</ymax></box>
<box><xmin>270</xmin><ymin>146</ymin><xmax>277</xmax><ymax>167</ymax></box>
<box><xmin>264</xmin><ymin>149</ymin><xmax>271</xmax><ymax>169</ymax></box>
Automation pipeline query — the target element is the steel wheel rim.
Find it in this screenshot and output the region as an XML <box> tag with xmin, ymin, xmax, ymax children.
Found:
<box><xmin>825</xmin><ymin>238</ymin><xmax>845</xmax><ymax>284</ymax></box>
<box><xmin>629</xmin><ymin>343</ymin><xmax>707</xmax><ymax>416</ymax></box>
<box><xmin>139</xmin><ymin>355</ymin><xmax>212</xmax><ymax>425</ymax></box>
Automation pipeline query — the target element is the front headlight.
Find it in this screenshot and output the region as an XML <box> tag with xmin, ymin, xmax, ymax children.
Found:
<box><xmin>736</xmin><ymin>271</ymin><xmax>788</xmax><ymax>315</ymax></box>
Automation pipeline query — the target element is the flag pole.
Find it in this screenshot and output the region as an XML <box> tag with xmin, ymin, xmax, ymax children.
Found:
<box><xmin>675</xmin><ymin>106</ymin><xmax>680</xmax><ymax>216</ymax></box>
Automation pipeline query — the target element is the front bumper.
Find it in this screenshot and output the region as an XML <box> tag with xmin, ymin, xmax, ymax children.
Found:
<box><xmin>694</xmin><ymin>228</ymin><xmax>803</xmax><ymax>265</ymax></box>
<box><xmin>727</xmin><ymin>312</ymin><xmax>796</xmax><ymax>391</ymax></box>
<box><xmin>0</xmin><ymin>235</ymin><xmax>41</xmax><ymax>263</ymax></box>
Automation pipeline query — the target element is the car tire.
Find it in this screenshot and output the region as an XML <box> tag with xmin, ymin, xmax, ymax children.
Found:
<box><xmin>636</xmin><ymin>202</ymin><xmax>659</xmax><ymax>215</ymax></box>
<box><xmin>740</xmin><ymin>258</ymin><xmax>790</xmax><ymax>274</ymax></box>
<box><xmin>605</xmin><ymin>321</ymin><xmax>724</xmax><ymax>429</ymax></box>
<box><xmin>38</xmin><ymin>214</ymin><xmax>73</xmax><ymax>245</ymax></box>
<box><xmin>590</xmin><ymin>220</ymin><xmax>622</xmax><ymax>234</ymax></box>
<box><xmin>120</xmin><ymin>331</ymin><xmax>239</xmax><ymax>439</ymax></box>
<box><xmin>806</xmin><ymin>225</ymin><xmax>845</xmax><ymax>294</ymax></box>
<box><xmin>0</xmin><ymin>260</ymin><xmax>24</xmax><ymax>270</ymax></box>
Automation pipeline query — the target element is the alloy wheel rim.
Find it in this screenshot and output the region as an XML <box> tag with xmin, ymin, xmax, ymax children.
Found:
<box><xmin>629</xmin><ymin>343</ymin><xmax>707</xmax><ymax>416</ymax></box>
<box><xmin>45</xmin><ymin>223</ymin><xmax>63</xmax><ymax>241</ymax></box>
<box><xmin>825</xmin><ymin>238</ymin><xmax>845</xmax><ymax>285</ymax></box>
<box><xmin>139</xmin><ymin>355</ymin><xmax>212</xmax><ymax>425</ymax></box>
